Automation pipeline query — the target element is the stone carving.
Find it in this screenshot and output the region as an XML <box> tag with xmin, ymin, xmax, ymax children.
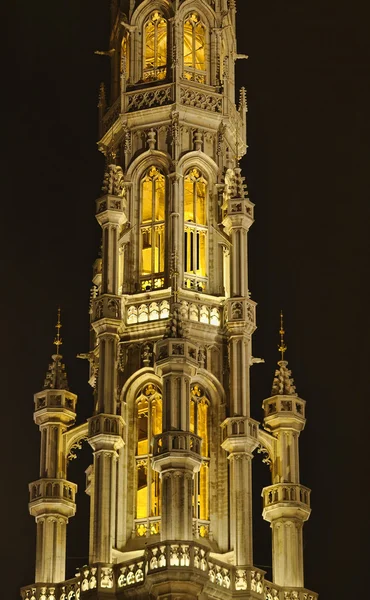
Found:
<box><xmin>127</xmin><ymin>85</ymin><xmax>173</xmax><ymax>112</ymax></box>
<box><xmin>107</xmin><ymin>297</ymin><xmax>120</xmax><ymax>318</ymax></box>
<box><xmin>180</xmin><ymin>86</ymin><xmax>222</xmax><ymax>113</ymax></box>
<box><xmin>271</xmin><ymin>360</ymin><xmax>297</xmax><ymax>396</ymax></box>
<box><xmin>67</xmin><ymin>437</ymin><xmax>88</xmax><ymax>462</ymax></box>
<box><xmin>101</xmin><ymin>164</ymin><xmax>125</xmax><ymax>197</ymax></box>
<box><xmin>147</xmin><ymin>128</ymin><xmax>156</xmax><ymax>150</ymax></box>
<box><xmin>198</xmin><ymin>346</ymin><xmax>206</xmax><ymax>368</ymax></box>
<box><xmin>231</xmin><ymin>302</ymin><xmax>243</xmax><ymax>320</ymax></box>
<box><xmin>141</xmin><ymin>343</ymin><xmax>153</xmax><ymax>367</ymax></box>
<box><xmin>100</xmin><ymin>567</ymin><xmax>113</xmax><ymax>588</ymax></box>
<box><xmin>235</xmin><ymin>569</ymin><xmax>248</xmax><ymax>590</ymax></box>
<box><xmin>164</xmin><ymin>306</ymin><xmax>183</xmax><ymax>338</ymax></box>
<box><xmin>257</xmin><ymin>444</ymin><xmax>272</xmax><ymax>467</ymax></box>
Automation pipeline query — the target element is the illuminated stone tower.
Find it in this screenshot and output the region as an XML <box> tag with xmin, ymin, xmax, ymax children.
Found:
<box><xmin>22</xmin><ymin>1</ymin><xmax>318</xmax><ymax>600</ymax></box>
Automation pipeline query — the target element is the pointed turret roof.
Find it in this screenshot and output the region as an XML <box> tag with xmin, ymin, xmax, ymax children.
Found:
<box><xmin>43</xmin><ymin>308</ymin><xmax>69</xmax><ymax>390</ymax></box>
<box><xmin>271</xmin><ymin>311</ymin><xmax>297</xmax><ymax>396</ymax></box>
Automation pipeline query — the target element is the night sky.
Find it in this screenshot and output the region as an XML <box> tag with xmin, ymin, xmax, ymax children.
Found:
<box><xmin>2</xmin><ymin>1</ymin><xmax>369</xmax><ymax>599</ymax></box>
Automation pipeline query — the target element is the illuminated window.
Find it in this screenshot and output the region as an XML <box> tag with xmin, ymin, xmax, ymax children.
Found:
<box><xmin>121</xmin><ymin>34</ymin><xmax>130</xmax><ymax>80</ymax></box>
<box><xmin>144</xmin><ymin>11</ymin><xmax>167</xmax><ymax>81</ymax></box>
<box><xmin>135</xmin><ymin>384</ymin><xmax>162</xmax><ymax>537</ymax></box>
<box><xmin>184</xmin><ymin>169</ymin><xmax>208</xmax><ymax>291</ymax></box>
<box><xmin>183</xmin><ymin>12</ymin><xmax>206</xmax><ymax>83</ymax></box>
<box><xmin>140</xmin><ymin>167</ymin><xmax>165</xmax><ymax>291</ymax></box>
<box><xmin>190</xmin><ymin>384</ymin><xmax>210</xmax><ymax>537</ymax></box>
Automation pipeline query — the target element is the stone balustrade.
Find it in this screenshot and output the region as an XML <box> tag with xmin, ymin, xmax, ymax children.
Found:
<box><xmin>125</xmin><ymin>83</ymin><xmax>174</xmax><ymax>113</ymax></box>
<box><xmin>92</xmin><ymin>294</ymin><xmax>122</xmax><ymax>322</ymax></box>
<box><xmin>125</xmin><ymin>296</ymin><xmax>223</xmax><ymax>327</ymax></box>
<box><xmin>153</xmin><ymin>431</ymin><xmax>202</xmax><ymax>456</ymax></box>
<box><xmin>262</xmin><ymin>483</ymin><xmax>311</xmax><ymax>510</ymax></box>
<box><xmin>21</xmin><ymin>541</ymin><xmax>318</xmax><ymax>599</ymax></box>
<box><xmin>222</xmin><ymin>416</ymin><xmax>259</xmax><ymax>442</ymax></box>
<box><xmin>29</xmin><ymin>479</ymin><xmax>77</xmax><ymax>504</ymax></box>
<box><xmin>263</xmin><ymin>396</ymin><xmax>305</xmax><ymax>420</ymax></box>
<box><xmin>34</xmin><ymin>391</ymin><xmax>76</xmax><ymax>414</ymax></box>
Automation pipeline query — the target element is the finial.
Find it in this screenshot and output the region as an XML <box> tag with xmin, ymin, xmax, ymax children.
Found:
<box><xmin>43</xmin><ymin>308</ymin><xmax>69</xmax><ymax>390</ymax></box>
<box><xmin>271</xmin><ymin>310</ymin><xmax>297</xmax><ymax>396</ymax></box>
<box><xmin>278</xmin><ymin>310</ymin><xmax>287</xmax><ymax>361</ymax></box>
<box><xmin>54</xmin><ymin>307</ymin><xmax>62</xmax><ymax>355</ymax></box>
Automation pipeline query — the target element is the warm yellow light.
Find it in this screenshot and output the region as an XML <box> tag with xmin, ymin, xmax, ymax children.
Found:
<box><xmin>184</xmin><ymin>13</ymin><xmax>206</xmax><ymax>74</ymax></box>
<box><xmin>144</xmin><ymin>12</ymin><xmax>167</xmax><ymax>80</ymax></box>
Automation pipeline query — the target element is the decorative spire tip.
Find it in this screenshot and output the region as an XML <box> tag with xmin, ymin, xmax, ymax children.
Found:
<box><xmin>278</xmin><ymin>309</ymin><xmax>287</xmax><ymax>361</ymax></box>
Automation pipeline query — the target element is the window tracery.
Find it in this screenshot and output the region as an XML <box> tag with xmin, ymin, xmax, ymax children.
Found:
<box><xmin>121</xmin><ymin>34</ymin><xmax>130</xmax><ymax>81</ymax></box>
<box><xmin>144</xmin><ymin>11</ymin><xmax>167</xmax><ymax>82</ymax></box>
<box><xmin>184</xmin><ymin>169</ymin><xmax>208</xmax><ymax>291</ymax></box>
<box><xmin>183</xmin><ymin>12</ymin><xmax>206</xmax><ymax>83</ymax></box>
<box><xmin>135</xmin><ymin>383</ymin><xmax>162</xmax><ymax>537</ymax></box>
<box><xmin>190</xmin><ymin>384</ymin><xmax>210</xmax><ymax>537</ymax></box>
<box><xmin>140</xmin><ymin>166</ymin><xmax>166</xmax><ymax>291</ymax></box>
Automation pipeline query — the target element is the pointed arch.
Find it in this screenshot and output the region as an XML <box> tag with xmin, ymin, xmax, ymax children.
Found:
<box><xmin>143</xmin><ymin>10</ymin><xmax>168</xmax><ymax>81</ymax></box>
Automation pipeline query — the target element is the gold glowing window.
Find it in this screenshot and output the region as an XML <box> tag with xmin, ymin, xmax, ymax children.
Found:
<box><xmin>144</xmin><ymin>11</ymin><xmax>167</xmax><ymax>81</ymax></box>
<box><xmin>121</xmin><ymin>34</ymin><xmax>130</xmax><ymax>80</ymax></box>
<box><xmin>190</xmin><ymin>385</ymin><xmax>210</xmax><ymax>530</ymax></box>
<box><xmin>135</xmin><ymin>384</ymin><xmax>162</xmax><ymax>534</ymax></box>
<box><xmin>184</xmin><ymin>169</ymin><xmax>207</xmax><ymax>288</ymax></box>
<box><xmin>140</xmin><ymin>167</ymin><xmax>165</xmax><ymax>290</ymax></box>
<box><xmin>183</xmin><ymin>12</ymin><xmax>206</xmax><ymax>83</ymax></box>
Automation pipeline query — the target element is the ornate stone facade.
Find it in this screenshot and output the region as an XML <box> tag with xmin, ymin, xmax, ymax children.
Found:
<box><xmin>23</xmin><ymin>2</ymin><xmax>318</xmax><ymax>600</ymax></box>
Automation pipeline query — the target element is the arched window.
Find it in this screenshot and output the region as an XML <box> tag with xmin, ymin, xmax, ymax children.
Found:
<box><xmin>135</xmin><ymin>383</ymin><xmax>162</xmax><ymax>538</ymax></box>
<box><xmin>144</xmin><ymin>11</ymin><xmax>167</xmax><ymax>82</ymax></box>
<box><xmin>183</xmin><ymin>12</ymin><xmax>206</xmax><ymax>83</ymax></box>
<box><xmin>190</xmin><ymin>384</ymin><xmax>210</xmax><ymax>538</ymax></box>
<box><xmin>121</xmin><ymin>34</ymin><xmax>130</xmax><ymax>81</ymax></box>
<box><xmin>184</xmin><ymin>169</ymin><xmax>208</xmax><ymax>291</ymax></box>
<box><xmin>140</xmin><ymin>166</ymin><xmax>165</xmax><ymax>291</ymax></box>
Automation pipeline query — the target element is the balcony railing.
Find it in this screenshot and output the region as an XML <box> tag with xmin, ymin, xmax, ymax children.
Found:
<box><xmin>21</xmin><ymin>541</ymin><xmax>318</xmax><ymax>600</ymax></box>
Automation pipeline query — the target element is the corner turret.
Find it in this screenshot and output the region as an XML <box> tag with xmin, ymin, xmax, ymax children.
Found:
<box><xmin>261</xmin><ymin>313</ymin><xmax>311</xmax><ymax>589</ymax></box>
<box><xmin>29</xmin><ymin>310</ymin><xmax>77</xmax><ymax>584</ymax></box>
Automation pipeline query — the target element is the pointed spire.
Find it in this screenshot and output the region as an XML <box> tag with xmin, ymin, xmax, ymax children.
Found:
<box><xmin>43</xmin><ymin>308</ymin><xmax>69</xmax><ymax>390</ymax></box>
<box><xmin>271</xmin><ymin>311</ymin><xmax>297</xmax><ymax>396</ymax></box>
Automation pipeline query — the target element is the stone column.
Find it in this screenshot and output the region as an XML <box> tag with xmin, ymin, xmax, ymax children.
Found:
<box><xmin>262</xmin><ymin>388</ymin><xmax>311</xmax><ymax>587</ymax></box>
<box><xmin>153</xmin><ymin>336</ymin><xmax>202</xmax><ymax>542</ymax></box>
<box><xmin>88</xmin><ymin>415</ymin><xmax>124</xmax><ymax>564</ymax></box>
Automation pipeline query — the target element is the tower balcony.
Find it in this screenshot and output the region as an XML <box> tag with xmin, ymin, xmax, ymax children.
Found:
<box><xmin>28</xmin><ymin>478</ymin><xmax>77</xmax><ymax>519</ymax></box>
<box><xmin>92</xmin><ymin>294</ymin><xmax>122</xmax><ymax>323</ymax></box>
<box><xmin>262</xmin><ymin>483</ymin><xmax>311</xmax><ymax>523</ymax></box>
<box><xmin>263</xmin><ymin>395</ymin><xmax>306</xmax><ymax>431</ymax></box>
<box><xmin>20</xmin><ymin>542</ymin><xmax>318</xmax><ymax>600</ymax></box>
<box><xmin>34</xmin><ymin>390</ymin><xmax>76</xmax><ymax>423</ymax></box>
<box><xmin>153</xmin><ymin>430</ymin><xmax>202</xmax><ymax>456</ymax></box>
<box><xmin>221</xmin><ymin>416</ymin><xmax>260</xmax><ymax>454</ymax></box>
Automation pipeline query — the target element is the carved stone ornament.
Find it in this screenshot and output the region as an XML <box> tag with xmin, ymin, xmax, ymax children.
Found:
<box><xmin>101</xmin><ymin>164</ymin><xmax>125</xmax><ymax>197</ymax></box>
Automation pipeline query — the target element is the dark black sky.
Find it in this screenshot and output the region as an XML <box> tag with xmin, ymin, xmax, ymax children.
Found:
<box><xmin>2</xmin><ymin>1</ymin><xmax>369</xmax><ymax>599</ymax></box>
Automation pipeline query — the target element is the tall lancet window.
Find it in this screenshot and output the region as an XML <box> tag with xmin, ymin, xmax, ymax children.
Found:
<box><xmin>143</xmin><ymin>11</ymin><xmax>167</xmax><ymax>81</ymax></box>
<box><xmin>190</xmin><ymin>384</ymin><xmax>210</xmax><ymax>538</ymax></box>
<box><xmin>140</xmin><ymin>166</ymin><xmax>165</xmax><ymax>291</ymax></box>
<box><xmin>135</xmin><ymin>383</ymin><xmax>162</xmax><ymax>537</ymax></box>
<box><xmin>121</xmin><ymin>34</ymin><xmax>130</xmax><ymax>81</ymax></box>
<box><xmin>183</xmin><ymin>12</ymin><xmax>206</xmax><ymax>83</ymax></box>
<box><xmin>184</xmin><ymin>168</ymin><xmax>208</xmax><ymax>291</ymax></box>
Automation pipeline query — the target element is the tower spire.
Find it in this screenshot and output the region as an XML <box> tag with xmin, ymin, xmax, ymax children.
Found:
<box><xmin>271</xmin><ymin>311</ymin><xmax>297</xmax><ymax>396</ymax></box>
<box><xmin>43</xmin><ymin>308</ymin><xmax>69</xmax><ymax>390</ymax></box>
<box><xmin>278</xmin><ymin>309</ymin><xmax>287</xmax><ymax>361</ymax></box>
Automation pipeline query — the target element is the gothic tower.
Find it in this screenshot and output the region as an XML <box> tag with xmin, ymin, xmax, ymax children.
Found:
<box><xmin>22</xmin><ymin>1</ymin><xmax>318</xmax><ymax>599</ymax></box>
